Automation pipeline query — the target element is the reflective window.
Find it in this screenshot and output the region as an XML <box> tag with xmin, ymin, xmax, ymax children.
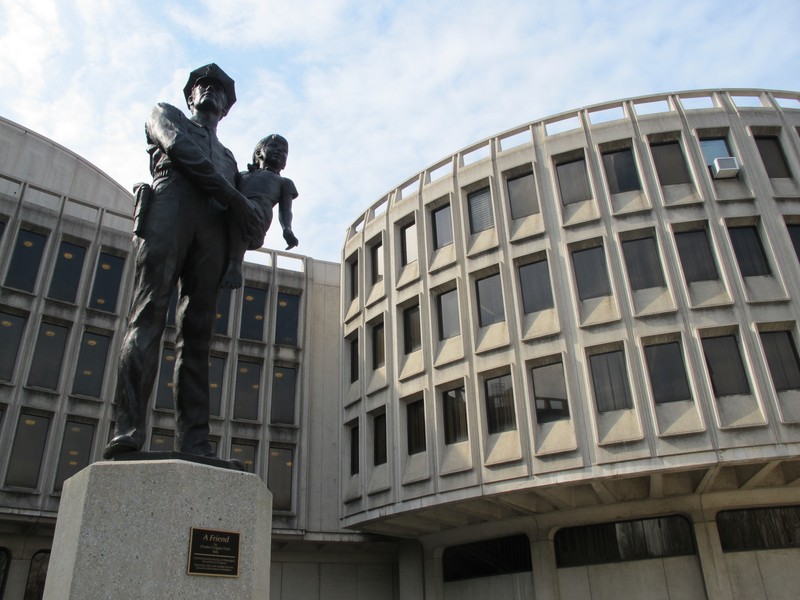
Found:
<box><xmin>556</xmin><ymin>158</ymin><xmax>591</xmax><ymax>205</ymax></box>
<box><xmin>590</xmin><ymin>349</ymin><xmax>633</xmax><ymax>412</ymax></box>
<box><xmin>442</xmin><ymin>387</ymin><xmax>468</xmax><ymax>444</ymax></box>
<box><xmin>622</xmin><ymin>236</ymin><xmax>666</xmax><ymax>290</ymax></box>
<box><xmin>700</xmin><ymin>137</ymin><xmax>733</xmax><ymax>167</ymax></box>
<box><xmin>28</xmin><ymin>322</ymin><xmax>69</xmax><ymax>390</ymax></box>
<box><xmin>268</xmin><ymin>445</ymin><xmax>293</xmax><ymax>511</ymax></box>
<box><xmin>468</xmin><ymin>187</ymin><xmax>493</xmax><ymax>234</ymax></box>
<box><xmin>89</xmin><ymin>252</ymin><xmax>124</xmax><ymax>312</ymax></box>
<box><xmin>233</xmin><ymin>359</ymin><xmax>261</xmax><ymax>420</ymax></box>
<box><xmin>24</xmin><ymin>551</ymin><xmax>50</xmax><ymax>600</ymax></box>
<box><xmin>348</xmin><ymin>421</ymin><xmax>359</xmax><ymax>476</ymax></box>
<box><xmin>432</xmin><ymin>204</ymin><xmax>453</xmax><ymax>249</ymax></box>
<box><xmin>240</xmin><ymin>286</ymin><xmax>267</xmax><ymax>341</ymax></box>
<box><xmin>274</xmin><ymin>292</ymin><xmax>300</xmax><ymax>346</ymax></box>
<box><xmin>5</xmin><ymin>412</ymin><xmax>50</xmax><ymax>488</ymax></box>
<box><xmin>48</xmin><ymin>241</ymin><xmax>87</xmax><ymax>303</ymax></box>
<box><xmin>231</xmin><ymin>439</ymin><xmax>257</xmax><ymax>473</ymax></box>
<box><xmin>71</xmin><ymin>331</ymin><xmax>110</xmax><ymax>398</ymax></box>
<box><xmin>373</xmin><ymin>412</ymin><xmax>387</xmax><ymax>466</ymax></box>
<box><xmin>348</xmin><ymin>257</ymin><xmax>358</xmax><ymax>301</ymax></box>
<box><xmin>532</xmin><ymin>361</ymin><xmax>570</xmax><ymax>423</ymax></box>
<box><xmin>717</xmin><ymin>506</ymin><xmax>800</xmax><ymax>552</ymax></box>
<box><xmin>602</xmin><ymin>148</ymin><xmax>640</xmax><ymax>194</ymax></box>
<box><xmin>214</xmin><ymin>288</ymin><xmax>231</xmax><ymax>336</ymax></box>
<box><xmin>572</xmin><ymin>246</ymin><xmax>612</xmax><ymax>300</ymax></box>
<box><xmin>154</xmin><ymin>347</ymin><xmax>176</xmax><ymax>410</ymax></box>
<box><xmin>476</xmin><ymin>273</ymin><xmax>504</xmax><ymax>327</ymax></box>
<box><xmin>507</xmin><ymin>172</ymin><xmax>538</xmax><ymax>219</ymax></box>
<box><xmin>651</xmin><ymin>141</ymin><xmax>691</xmax><ymax>185</ymax></box>
<box><xmin>443</xmin><ymin>534</ymin><xmax>531</xmax><ymax>582</ymax></box>
<box><xmin>372</xmin><ymin>322</ymin><xmax>385</xmax><ymax>369</ymax></box>
<box><xmin>401</xmin><ymin>221</ymin><xmax>418</xmax><ymax>265</ymax></box>
<box><xmin>437</xmin><ymin>288</ymin><xmax>460</xmax><ymax>340</ymax></box>
<box><xmin>54</xmin><ymin>420</ymin><xmax>95</xmax><ymax>492</ymax></box>
<box><xmin>270</xmin><ymin>365</ymin><xmax>297</xmax><ymax>425</ymax></box>
<box><xmin>4</xmin><ymin>228</ymin><xmax>47</xmax><ymax>292</ymax></box>
<box><xmin>485</xmin><ymin>373</ymin><xmax>515</xmax><ymax>434</ymax></box>
<box><xmin>675</xmin><ymin>229</ymin><xmax>719</xmax><ymax>283</ymax></box>
<box><xmin>370</xmin><ymin>241</ymin><xmax>384</xmax><ymax>283</ymax></box>
<box><xmin>208</xmin><ymin>355</ymin><xmax>225</xmax><ymax>417</ymax></box>
<box><xmin>644</xmin><ymin>341</ymin><xmax>692</xmax><ymax>404</ymax></box>
<box><xmin>519</xmin><ymin>259</ymin><xmax>554</xmax><ymax>314</ymax></box>
<box><xmin>0</xmin><ymin>311</ymin><xmax>26</xmax><ymax>381</ymax></box>
<box><xmin>406</xmin><ymin>399</ymin><xmax>426</xmax><ymax>455</ymax></box>
<box><xmin>349</xmin><ymin>334</ymin><xmax>359</xmax><ymax>383</ymax></box>
<box><xmin>755</xmin><ymin>136</ymin><xmax>791</xmax><ymax>178</ymax></box>
<box><xmin>403</xmin><ymin>303</ymin><xmax>421</xmax><ymax>354</ymax></box>
<box><xmin>729</xmin><ymin>226</ymin><xmax>771</xmax><ymax>277</ymax></box>
<box><xmin>149</xmin><ymin>430</ymin><xmax>174</xmax><ymax>451</ymax></box>
<box><xmin>702</xmin><ymin>335</ymin><xmax>750</xmax><ymax>397</ymax></box>
<box><xmin>760</xmin><ymin>331</ymin><xmax>800</xmax><ymax>392</ymax></box>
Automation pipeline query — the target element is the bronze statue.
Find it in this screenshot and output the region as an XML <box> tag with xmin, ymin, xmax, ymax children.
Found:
<box><xmin>104</xmin><ymin>64</ymin><xmax>260</xmax><ymax>459</ymax></box>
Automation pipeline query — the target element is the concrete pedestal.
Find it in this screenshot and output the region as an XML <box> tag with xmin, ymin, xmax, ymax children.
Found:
<box><xmin>43</xmin><ymin>459</ymin><xmax>272</xmax><ymax>600</ymax></box>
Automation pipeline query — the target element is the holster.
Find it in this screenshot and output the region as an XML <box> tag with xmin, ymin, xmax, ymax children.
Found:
<box><xmin>132</xmin><ymin>182</ymin><xmax>153</xmax><ymax>238</ymax></box>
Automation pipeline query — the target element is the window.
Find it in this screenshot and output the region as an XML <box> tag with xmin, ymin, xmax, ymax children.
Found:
<box><xmin>372</xmin><ymin>322</ymin><xmax>385</xmax><ymax>369</ymax></box>
<box><xmin>788</xmin><ymin>224</ymin><xmax>800</xmax><ymax>262</ymax></box>
<box><xmin>760</xmin><ymin>331</ymin><xmax>800</xmax><ymax>391</ymax></box>
<box><xmin>589</xmin><ymin>349</ymin><xmax>633</xmax><ymax>412</ymax></box>
<box><xmin>240</xmin><ymin>286</ymin><xmax>267</xmax><ymax>341</ymax></box>
<box><xmin>348</xmin><ymin>257</ymin><xmax>359</xmax><ymax>301</ymax></box>
<box><xmin>437</xmin><ymin>288</ymin><xmax>460</xmax><ymax>340</ymax></box>
<box><xmin>507</xmin><ymin>172</ymin><xmax>538</xmax><ymax>219</ymax></box>
<box><xmin>5</xmin><ymin>412</ymin><xmax>50</xmax><ymax>488</ymax></box>
<box><xmin>349</xmin><ymin>334</ymin><xmax>359</xmax><ymax>383</ymax></box>
<box><xmin>555</xmin><ymin>516</ymin><xmax>695</xmax><ymax>567</ymax></box>
<box><xmin>54</xmin><ymin>420</ymin><xmax>95</xmax><ymax>492</ymax></box>
<box><xmin>270</xmin><ymin>365</ymin><xmax>297</xmax><ymax>425</ymax></box>
<box><xmin>48</xmin><ymin>241</ymin><xmax>86</xmax><ymax>303</ymax></box>
<box><xmin>401</xmin><ymin>221</ymin><xmax>418</xmax><ymax>265</ymax></box>
<box><xmin>755</xmin><ymin>136</ymin><xmax>791</xmax><ymax>178</ymax></box>
<box><xmin>644</xmin><ymin>341</ymin><xmax>692</xmax><ymax>404</ymax></box>
<box><xmin>467</xmin><ymin>187</ymin><xmax>494</xmax><ymax>233</ymax></box>
<box><xmin>0</xmin><ymin>312</ymin><xmax>26</xmax><ymax>381</ymax></box>
<box><xmin>556</xmin><ymin>157</ymin><xmax>592</xmax><ymax>205</ymax></box>
<box><xmin>717</xmin><ymin>506</ymin><xmax>800</xmax><ymax>552</ymax></box>
<box><xmin>651</xmin><ymin>141</ymin><xmax>691</xmax><ymax>185</ymax></box>
<box><xmin>233</xmin><ymin>359</ymin><xmax>261</xmax><ymax>420</ymax></box>
<box><xmin>443</xmin><ymin>534</ymin><xmax>532</xmax><ymax>582</ymax></box>
<box><xmin>0</xmin><ymin>548</ymin><xmax>9</xmax><ymax>598</ymax></box>
<box><xmin>700</xmin><ymin>137</ymin><xmax>733</xmax><ymax>168</ymax></box>
<box><xmin>274</xmin><ymin>292</ymin><xmax>300</xmax><ymax>346</ymax></box>
<box><xmin>149</xmin><ymin>429</ymin><xmax>174</xmax><ymax>451</ymax></box>
<box><xmin>4</xmin><ymin>228</ymin><xmax>47</xmax><ymax>292</ymax></box>
<box><xmin>621</xmin><ymin>236</ymin><xmax>666</xmax><ymax>290</ymax></box>
<box><xmin>28</xmin><ymin>322</ymin><xmax>69</xmax><ymax>390</ymax></box>
<box><xmin>476</xmin><ymin>273</ymin><xmax>504</xmax><ymax>326</ymax></box>
<box><xmin>519</xmin><ymin>259</ymin><xmax>554</xmax><ymax>314</ymax></box>
<box><xmin>231</xmin><ymin>439</ymin><xmax>257</xmax><ymax>473</ymax></box>
<box><xmin>729</xmin><ymin>225</ymin><xmax>771</xmax><ymax>277</ymax></box>
<box><xmin>602</xmin><ymin>148</ymin><xmax>641</xmax><ymax>194</ymax></box>
<box><xmin>531</xmin><ymin>360</ymin><xmax>570</xmax><ymax>423</ymax></box>
<box><xmin>370</xmin><ymin>241</ymin><xmax>384</xmax><ymax>283</ymax></box>
<box><xmin>24</xmin><ymin>551</ymin><xmax>50</xmax><ymax>600</ymax></box>
<box><xmin>675</xmin><ymin>229</ymin><xmax>719</xmax><ymax>283</ymax></box>
<box><xmin>208</xmin><ymin>355</ymin><xmax>224</xmax><ymax>417</ymax></box>
<box><xmin>701</xmin><ymin>335</ymin><xmax>750</xmax><ymax>397</ymax></box>
<box><xmin>348</xmin><ymin>421</ymin><xmax>359</xmax><ymax>475</ymax></box>
<box><xmin>71</xmin><ymin>331</ymin><xmax>110</xmax><ymax>398</ymax></box>
<box><xmin>432</xmin><ymin>204</ymin><xmax>453</xmax><ymax>249</ymax></box>
<box><xmin>89</xmin><ymin>252</ymin><xmax>124</xmax><ymax>312</ymax></box>
<box><xmin>154</xmin><ymin>347</ymin><xmax>176</xmax><ymax>410</ymax></box>
<box><xmin>406</xmin><ymin>399</ymin><xmax>426</xmax><ymax>455</ymax></box>
<box><xmin>403</xmin><ymin>303</ymin><xmax>421</xmax><ymax>354</ymax></box>
<box><xmin>268</xmin><ymin>445</ymin><xmax>293</xmax><ymax>511</ymax></box>
<box><xmin>485</xmin><ymin>373</ymin><xmax>515</xmax><ymax>433</ymax></box>
<box><xmin>572</xmin><ymin>246</ymin><xmax>612</xmax><ymax>300</ymax></box>
<box><xmin>373</xmin><ymin>412</ymin><xmax>387</xmax><ymax>466</ymax></box>
<box><xmin>442</xmin><ymin>387</ymin><xmax>468</xmax><ymax>444</ymax></box>
<box><xmin>215</xmin><ymin>288</ymin><xmax>232</xmax><ymax>335</ymax></box>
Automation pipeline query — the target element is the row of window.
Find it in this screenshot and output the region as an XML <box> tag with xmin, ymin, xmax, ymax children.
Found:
<box><xmin>213</xmin><ymin>286</ymin><xmax>301</xmax><ymax>344</ymax></box>
<box><xmin>347</xmin><ymin>131</ymin><xmax>795</xmax><ymax>301</ymax></box>
<box><xmin>347</xmin><ymin>325</ymin><xmax>800</xmax><ymax>472</ymax></box>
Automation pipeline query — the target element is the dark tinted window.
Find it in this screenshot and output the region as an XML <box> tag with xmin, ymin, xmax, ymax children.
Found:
<box><xmin>28</xmin><ymin>322</ymin><xmax>69</xmax><ymax>390</ymax></box>
<box><xmin>270</xmin><ymin>365</ymin><xmax>297</xmax><ymax>425</ymax></box>
<box><xmin>556</xmin><ymin>158</ymin><xmax>591</xmax><ymax>205</ymax></box>
<box><xmin>89</xmin><ymin>252</ymin><xmax>124</xmax><ymax>312</ymax></box>
<box><xmin>403</xmin><ymin>304</ymin><xmax>421</xmax><ymax>354</ymax></box>
<box><xmin>372</xmin><ymin>322</ymin><xmax>385</xmax><ymax>369</ymax></box>
<box><xmin>507</xmin><ymin>172</ymin><xmax>538</xmax><ymax>219</ymax></box>
<box><xmin>406</xmin><ymin>399</ymin><xmax>426</xmax><ymax>455</ymax></box>
<box><xmin>240</xmin><ymin>286</ymin><xmax>267</xmax><ymax>341</ymax></box>
<box><xmin>717</xmin><ymin>506</ymin><xmax>800</xmax><ymax>552</ymax></box>
<box><xmin>373</xmin><ymin>412</ymin><xmax>387</xmax><ymax>465</ymax></box>
<box><xmin>532</xmin><ymin>361</ymin><xmax>570</xmax><ymax>423</ymax></box>
<box><xmin>485</xmin><ymin>373</ymin><xmax>515</xmax><ymax>434</ymax></box>
<box><xmin>5</xmin><ymin>412</ymin><xmax>50</xmax><ymax>488</ymax></box>
<box><xmin>48</xmin><ymin>241</ymin><xmax>86</xmax><ymax>303</ymax></box>
<box><xmin>760</xmin><ymin>331</ymin><xmax>800</xmax><ymax>392</ymax></box>
<box><xmin>572</xmin><ymin>246</ymin><xmax>612</xmax><ymax>300</ymax></box>
<box><xmin>349</xmin><ymin>422</ymin><xmax>359</xmax><ymax>475</ymax></box>
<box><xmin>0</xmin><ymin>312</ymin><xmax>26</xmax><ymax>381</ymax></box>
<box><xmin>702</xmin><ymin>335</ymin><xmax>750</xmax><ymax>397</ymax></box>
<box><xmin>729</xmin><ymin>226</ymin><xmax>771</xmax><ymax>277</ymax></box>
<box><xmin>437</xmin><ymin>288</ymin><xmax>460</xmax><ymax>340</ymax></box>
<box><xmin>24</xmin><ymin>551</ymin><xmax>50</xmax><ymax>600</ymax></box>
<box><xmin>443</xmin><ymin>387</ymin><xmax>468</xmax><ymax>444</ymax></box>
<box><xmin>755</xmin><ymin>136</ymin><xmax>791</xmax><ymax>178</ymax></box>
<box><xmin>675</xmin><ymin>229</ymin><xmax>719</xmax><ymax>283</ymax></box>
<box><xmin>274</xmin><ymin>292</ymin><xmax>300</xmax><ymax>346</ymax></box>
<box><xmin>644</xmin><ymin>342</ymin><xmax>692</xmax><ymax>404</ymax></box>
<box><xmin>231</xmin><ymin>439</ymin><xmax>257</xmax><ymax>473</ymax></box>
<box><xmin>443</xmin><ymin>534</ymin><xmax>531</xmax><ymax>582</ymax></box>
<box><xmin>467</xmin><ymin>187</ymin><xmax>494</xmax><ymax>233</ymax></box>
<box><xmin>268</xmin><ymin>445</ymin><xmax>293</xmax><ymax>511</ymax></box>
<box><xmin>519</xmin><ymin>259</ymin><xmax>554</xmax><ymax>314</ymax></box>
<box><xmin>233</xmin><ymin>359</ymin><xmax>261</xmax><ymax>420</ymax></box>
<box><xmin>602</xmin><ymin>148</ymin><xmax>640</xmax><ymax>194</ymax></box>
<box><xmin>4</xmin><ymin>228</ymin><xmax>47</xmax><ymax>292</ymax></box>
<box><xmin>432</xmin><ymin>204</ymin><xmax>453</xmax><ymax>249</ymax></box>
<box><xmin>651</xmin><ymin>141</ymin><xmax>691</xmax><ymax>185</ymax></box>
<box><xmin>476</xmin><ymin>273</ymin><xmax>504</xmax><ymax>326</ymax></box>
<box><xmin>590</xmin><ymin>350</ymin><xmax>633</xmax><ymax>412</ymax></box>
<box><xmin>54</xmin><ymin>420</ymin><xmax>95</xmax><ymax>492</ymax></box>
<box><xmin>622</xmin><ymin>236</ymin><xmax>666</xmax><ymax>290</ymax></box>
<box><xmin>71</xmin><ymin>331</ymin><xmax>110</xmax><ymax>398</ymax></box>
<box><xmin>349</xmin><ymin>335</ymin><xmax>359</xmax><ymax>383</ymax></box>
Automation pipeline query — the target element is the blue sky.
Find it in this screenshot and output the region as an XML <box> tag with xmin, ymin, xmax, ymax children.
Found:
<box><xmin>1</xmin><ymin>0</ymin><xmax>798</xmax><ymax>263</ymax></box>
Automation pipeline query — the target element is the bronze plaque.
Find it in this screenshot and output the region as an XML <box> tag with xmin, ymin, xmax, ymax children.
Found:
<box><xmin>187</xmin><ymin>527</ymin><xmax>240</xmax><ymax>577</ymax></box>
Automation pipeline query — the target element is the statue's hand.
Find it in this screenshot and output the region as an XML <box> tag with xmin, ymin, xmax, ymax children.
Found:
<box><xmin>283</xmin><ymin>228</ymin><xmax>299</xmax><ymax>250</ymax></box>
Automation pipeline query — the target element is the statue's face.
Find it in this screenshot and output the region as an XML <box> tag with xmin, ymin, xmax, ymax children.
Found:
<box><xmin>189</xmin><ymin>77</ymin><xmax>228</xmax><ymax>115</ymax></box>
<box><xmin>262</xmin><ymin>139</ymin><xmax>288</xmax><ymax>170</ymax></box>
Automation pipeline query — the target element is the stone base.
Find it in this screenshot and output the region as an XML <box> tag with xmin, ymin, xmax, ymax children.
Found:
<box><xmin>43</xmin><ymin>459</ymin><xmax>272</xmax><ymax>600</ymax></box>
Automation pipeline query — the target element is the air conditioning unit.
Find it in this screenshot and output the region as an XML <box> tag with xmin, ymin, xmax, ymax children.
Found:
<box><xmin>712</xmin><ymin>156</ymin><xmax>740</xmax><ymax>179</ymax></box>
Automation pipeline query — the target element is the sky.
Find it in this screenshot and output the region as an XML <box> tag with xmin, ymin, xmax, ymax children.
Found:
<box><xmin>1</xmin><ymin>0</ymin><xmax>798</xmax><ymax>263</ymax></box>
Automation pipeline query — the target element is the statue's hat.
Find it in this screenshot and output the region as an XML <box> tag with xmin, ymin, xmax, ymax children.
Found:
<box><xmin>183</xmin><ymin>63</ymin><xmax>236</xmax><ymax>115</ymax></box>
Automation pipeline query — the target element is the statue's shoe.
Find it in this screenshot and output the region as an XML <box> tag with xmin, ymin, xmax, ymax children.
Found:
<box><xmin>103</xmin><ymin>434</ymin><xmax>142</xmax><ymax>459</ymax></box>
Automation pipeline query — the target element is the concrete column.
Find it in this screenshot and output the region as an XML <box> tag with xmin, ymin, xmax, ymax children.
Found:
<box><xmin>531</xmin><ymin>537</ymin><xmax>560</xmax><ymax>600</ymax></box>
<box><xmin>693</xmin><ymin>519</ymin><xmax>733</xmax><ymax>600</ymax></box>
<box><xmin>3</xmin><ymin>558</ymin><xmax>31</xmax><ymax>600</ymax></box>
<box><xmin>398</xmin><ymin>539</ymin><xmax>425</xmax><ymax>600</ymax></box>
<box><xmin>422</xmin><ymin>546</ymin><xmax>444</xmax><ymax>600</ymax></box>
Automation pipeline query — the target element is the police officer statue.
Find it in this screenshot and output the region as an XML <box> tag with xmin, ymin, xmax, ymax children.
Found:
<box><xmin>104</xmin><ymin>64</ymin><xmax>259</xmax><ymax>459</ymax></box>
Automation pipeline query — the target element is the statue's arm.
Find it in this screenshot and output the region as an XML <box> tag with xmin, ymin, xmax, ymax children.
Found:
<box><xmin>278</xmin><ymin>178</ymin><xmax>299</xmax><ymax>250</ymax></box>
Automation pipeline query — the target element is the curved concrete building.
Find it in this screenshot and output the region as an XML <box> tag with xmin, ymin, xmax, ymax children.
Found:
<box><xmin>340</xmin><ymin>89</ymin><xmax>800</xmax><ymax>599</ymax></box>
